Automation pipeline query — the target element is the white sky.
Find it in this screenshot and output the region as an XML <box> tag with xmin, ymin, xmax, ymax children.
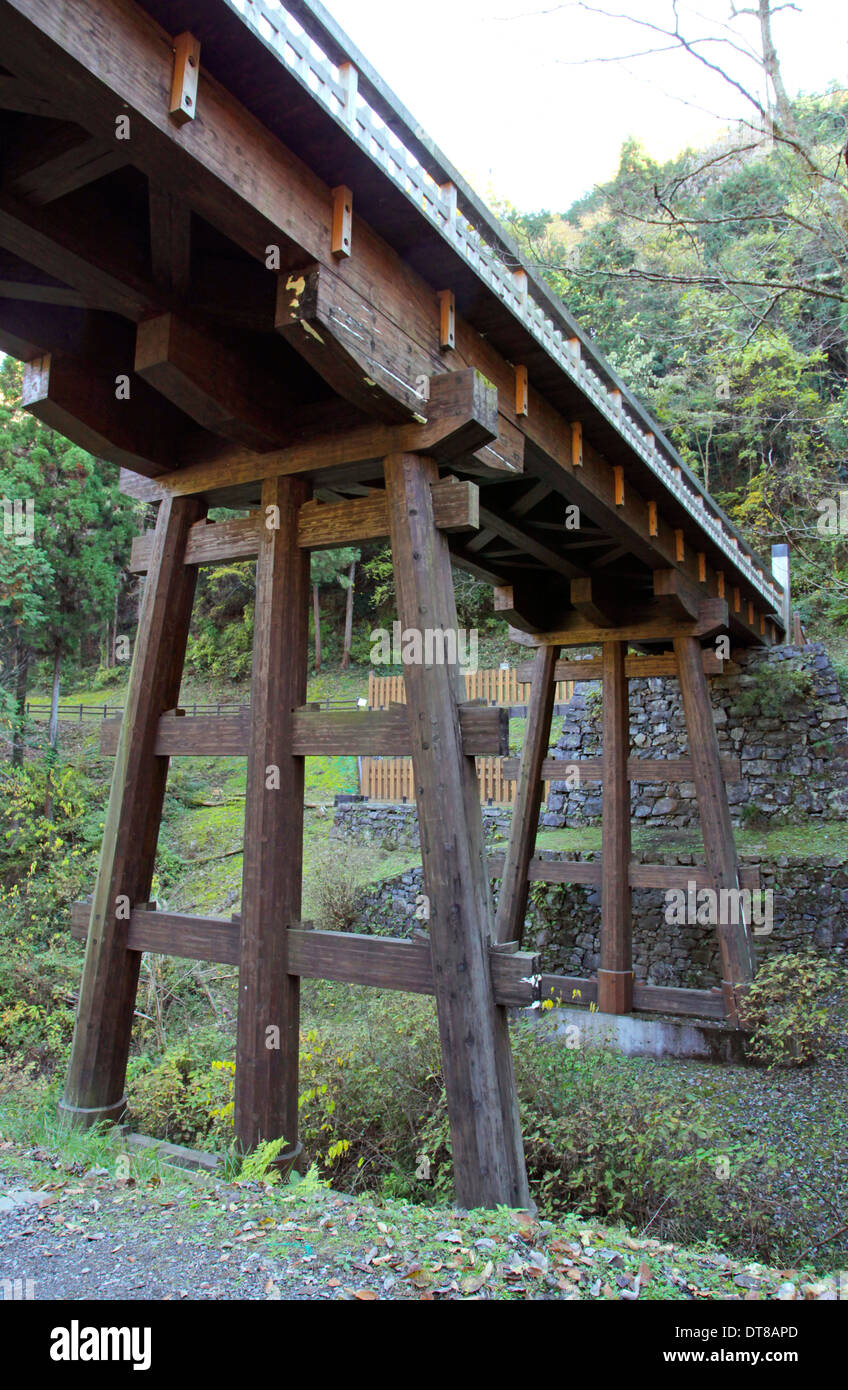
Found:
<box><xmin>326</xmin><ymin>0</ymin><xmax>847</xmax><ymax>210</ymax></box>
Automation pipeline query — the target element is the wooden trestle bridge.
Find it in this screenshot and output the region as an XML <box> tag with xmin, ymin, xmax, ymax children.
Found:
<box><xmin>0</xmin><ymin>0</ymin><xmax>789</xmax><ymax>1207</ymax></box>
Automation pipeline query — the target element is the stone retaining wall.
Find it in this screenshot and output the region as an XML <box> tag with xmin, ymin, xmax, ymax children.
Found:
<box><xmin>349</xmin><ymin>852</ymin><xmax>848</xmax><ymax>990</ymax></box>
<box><xmin>545</xmin><ymin>643</ymin><xmax>848</xmax><ymax>829</ymax></box>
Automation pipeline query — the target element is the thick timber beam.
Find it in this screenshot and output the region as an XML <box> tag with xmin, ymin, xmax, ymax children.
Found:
<box><xmin>384</xmin><ymin>451</ymin><xmax>529</xmax><ymax>1210</ymax></box>
<box><xmin>235</xmin><ymin>475</ymin><xmax>309</xmax><ymax>1163</ymax></box>
<box><xmin>60</xmin><ymin>491</ymin><xmax>204</xmax><ymax>1127</ymax></box>
<box><xmin>134</xmin><ymin>312</ymin><xmax>299</xmax><ymax>451</ymax></box>
<box><xmin>21</xmin><ymin>352</ymin><xmax>182</xmax><ymax>476</ymax></box>
<box><xmin>494</xmin><ymin>644</ymin><xmax>559</xmax><ymax>947</ymax></box>
<box><xmin>674</xmin><ymin>635</ymin><xmax>756</xmax><ymax>1024</ymax></box>
<box><xmin>598</xmin><ymin>641</ymin><xmax>633</xmax><ymax>1014</ymax></box>
<box><xmin>128</xmin><ymin>368</ymin><xmax>498</xmax><ymax>501</ymax></box>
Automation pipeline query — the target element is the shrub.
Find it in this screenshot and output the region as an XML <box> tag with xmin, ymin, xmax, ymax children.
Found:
<box><xmin>733</xmin><ymin>661</ymin><xmax>814</xmax><ymax>718</ymax></box>
<box><xmin>744</xmin><ymin>952</ymin><xmax>848</xmax><ymax>1067</ymax></box>
<box><xmin>306</xmin><ymin>841</ymin><xmax>375</xmax><ymax>933</ymax></box>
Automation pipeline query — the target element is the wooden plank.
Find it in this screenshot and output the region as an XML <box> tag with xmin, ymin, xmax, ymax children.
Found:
<box><xmin>133</xmin><ymin>368</ymin><xmax>499</xmax><ymax>500</ymax></box>
<box><xmin>69</xmin><ymin>906</ymin><xmax>540</xmax><ymax>1006</ymax></box>
<box><xmin>148</xmin><ymin>185</ymin><xmax>191</xmax><ymax>296</ymax></box>
<box><xmin>69</xmin><ymin>902</ymin><xmax>239</xmax><ymax>965</ymax></box>
<box><xmin>494</xmin><ymin>645</ymin><xmax>558</xmax><ymax>947</ymax></box>
<box><xmin>296</xmin><ymin>477</ymin><xmax>478</xmax><ymax>550</ymax></box>
<box><xmin>507</xmin><ymin>598</ymin><xmax>729</xmax><ymax>648</ymax></box>
<box><xmin>598</xmin><ymin>642</ymin><xmax>633</xmax><ymax>1015</ymax></box>
<box><xmin>235</xmin><ymin>474</ymin><xmax>308</xmax><ymax>1159</ymax></box>
<box><xmin>21</xmin><ymin>353</ymin><xmax>179</xmax><ymax>477</ymax></box>
<box><xmin>674</xmin><ymin>635</ymin><xmax>756</xmax><ymax>1024</ymax></box>
<box><xmin>135</xmin><ymin>312</ymin><xmax>296</xmax><ymax>452</ymax></box>
<box><xmin>653</xmin><ymin>568</ymin><xmax>702</xmax><ymax>621</ymax></box>
<box><xmin>539</xmin><ymin>974</ymin><xmax>725</xmax><ymax>1020</ymax></box>
<box><xmin>489</xmin><ymin>855</ymin><xmax>602</xmax><ymax>886</ymax></box>
<box><xmin>98</xmin><ymin>704</ymin><xmax>509</xmax><ymax>758</ymax></box>
<box><xmin>487</xmin><ymin>858</ymin><xmax>759</xmax><ymax>892</ymax></box>
<box><xmin>500</xmin><ymin>756</ymin><xmax>742</xmax><ymax>783</ymax></box>
<box><xmin>514</xmin><ymin>652</ymin><xmax>724</xmax><ymax>682</ymax></box>
<box><xmin>60</xmin><ymin>492</ymin><xmax>204</xmax><ymax>1128</ymax></box>
<box><xmin>385</xmin><ymin>449</ymin><xmax>529</xmax><ymax>1209</ymax></box>
<box><xmin>128</xmin><ymin>478</ymin><xmax>479</xmax><ymax>569</ymax></box>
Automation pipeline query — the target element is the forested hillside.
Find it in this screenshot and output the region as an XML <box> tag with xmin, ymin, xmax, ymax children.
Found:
<box><xmin>500</xmin><ymin>87</ymin><xmax>848</xmax><ymax>671</ymax></box>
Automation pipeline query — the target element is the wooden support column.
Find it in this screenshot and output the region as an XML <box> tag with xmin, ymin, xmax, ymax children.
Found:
<box><xmin>597</xmin><ymin>640</ymin><xmax>633</xmax><ymax>1014</ymax></box>
<box><xmin>384</xmin><ymin>452</ymin><xmax>529</xmax><ymax>1210</ymax></box>
<box><xmin>494</xmin><ymin>644</ymin><xmax>559</xmax><ymax>946</ymax></box>
<box><xmin>235</xmin><ymin>476</ymin><xmax>309</xmax><ymax>1162</ymax></box>
<box><xmin>674</xmin><ymin>636</ymin><xmax>755</xmax><ymax>1023</ymax></box>
<box><xmin>60</xmin><ymin>493</ymin><xmax>203</xmax><ymax>1126</ymax></box>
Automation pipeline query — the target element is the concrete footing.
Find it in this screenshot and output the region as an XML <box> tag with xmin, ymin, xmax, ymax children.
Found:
<box><xmin>526</xmin><ymin>1004</ymin><xmax>747</xmax><ymax>1062</ymax></box>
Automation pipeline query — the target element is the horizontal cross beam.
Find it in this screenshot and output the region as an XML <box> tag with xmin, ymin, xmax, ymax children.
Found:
<box><xmin>98</xmin><ymin>705</ymin><xmax>509</xmax><ymax>758</ymax></box>
<box><xmin>68</xmin><ymin>904</ymin><xmax>537</xmax><ymax>1006</ymax></box>
<box><xmin>487</xmin><ymin>857</ymin><xmax>760</xmax><ymax>892</ymax></box>
<box><xmin>504</xmin><ymin>597</ymin><xmax>729</xmax><ymax>648</ymax></box>
<box><xmin>128</xmin><ymin>478</ymin><xmax>479</xmax><ymax>570</ymax></box>
<box><xmin>67</xmin><ymin>904</ymin><xmax>727</xmax><ymax>1020</ymax></box>
<box><xmin>500</xmin><ymin>756</ymin><xmax>741</xmax><ymax>784</ymax></box>
<box><xmin>514</xmin><ymin>651</ymin><xmax>724</xmax><ymax>682</ymax></box>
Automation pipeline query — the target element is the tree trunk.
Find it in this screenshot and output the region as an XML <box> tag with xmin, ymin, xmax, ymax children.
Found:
<box><xmin>11</xmin><ymin>637</ymin><xmax>29</xmax><ymax>768</ymax></box>
<box><xmin>341</xmin><ymin>560</ymin><xmax>356</xmax><ymax>670</ymax></box>
<box><xmin>312</xmin><ymin>582</ymin><xmax>322</xmax><ymax>673</ymax></box>
<box><xmin>48</xmin><ymin>644</ymin><xmax>62</xmax><ymax>751</ymax></box>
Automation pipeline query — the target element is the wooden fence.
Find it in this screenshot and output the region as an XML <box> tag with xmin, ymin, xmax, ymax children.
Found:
<box><xmin>362</xmin><ymin>668</ymin><xmax>573</xmax><ymax>805</ymax></box>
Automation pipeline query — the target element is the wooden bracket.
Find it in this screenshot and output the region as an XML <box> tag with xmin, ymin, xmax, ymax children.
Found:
<box><xmin>647</xmin><ymin>499</ymin><xmax>658</xmax><ymax>537</ymax></box>
<box><xmin>169</xmin><ymin>33</ymin><xmax>200</xmax><ymax>126</ymax></box>
<box><xmin>331</xmin><ymin>185</ymin><xmax>352</xmax><ymax>257</ymax></box>
<box><xmin>612</xmin><ymin>465</ymin><xmax>625</xmax><ymax>506</ymax></box>
<box><xmin>515</xmin><ymin>364</ymin><xmax>528</xmax><ymax>417</ymax></box>
<box><xmin>438</xmin><ymin>289</ymin><xmax>456</xmax><ymax>350</ymax></box>
<box><xmin>570</xmin><ymin>420</ymin><xmax>583</xmax><ymax>468</ymax></box>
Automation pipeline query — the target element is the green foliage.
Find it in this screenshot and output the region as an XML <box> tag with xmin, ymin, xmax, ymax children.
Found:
<box><xmin>732</xmin><ymin>661</ymin><xmax>814</xmax><ymax>718</ymax></box>
<box><xmin>744</xmin><ymin>953</ymin><xmax>848</xmax><ymax>1067</ymax></box>
<box><xmin>307</xmin><ymin>840</ymin><xmax>376</xmax><ymax>933</ymax></box>
<box><xmin>0</xmin><ymin>356</ymin><xmax>138</xmax><ymax>752</ymax></box>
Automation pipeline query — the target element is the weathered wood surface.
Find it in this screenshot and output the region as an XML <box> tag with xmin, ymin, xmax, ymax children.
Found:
<box><xmin>674</xmin><ymin>634</ymin><xmax>756</xmax><ymax>1024</ymax></box>
<box><xmin>505</xmin><ymin>598</ymin><xmax>729</xmax><ymax>648</ymax></box>
<box><xmin>500</xmin><ymin>756</ymin><xmax>741</xmax><ymax>784</ymax></box>
<box><xmin>385</xmin><ymin>450</ymin><xmax>529</xmax><ymax>1209</ymax></box>
<box><xmin>486</xmin><ymin>858</ymin><xmax>760</xmax><ymax>892</ymax></box>
<box><xmin>98</xmin><ymin>705</ymin><xmax>509</xmax><ymax>758</ymax></box>
<box><xmin>494</xmin><ymin>645</ymin><xmax>558</xmax><ymax>947</ymax></box>
<box><xmin>514</xmin><ymin>651</ymin><xmax>724</xmax><ymax>683</ymax></box>
<box><xmin>69</xmin><ymin>903</ymin><xmax>540</xmax><ymax>1006</ymax></box>
<box><xmin>538</xmin><ymin>973</ymin><xmax>727</xmax><ymax>1021</ymax></box>
<box><xmin>598</xmin><ymin>642</ymin><xmax>633</xmax><ymax>1015</ymax></box>
<box><xmin>61</xmin><ymin>492</ymin><xmax>204</xmax><ymax>1127</ymax></box>
<box><xmin>235</xmin><ymin>475</ymin><xmax>308</xmax><ymax>1157</ymax></box>
<box><xmin>128</xmin><ymin>478</ymin><xmax>480</xmax><ymax>570</ymax></box>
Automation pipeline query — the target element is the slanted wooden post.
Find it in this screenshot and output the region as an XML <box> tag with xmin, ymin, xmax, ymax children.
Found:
<box><xmin>384</xmin><ymin>452</ymin><xmax>529</xmax><ymax>1210</ymax></box>
<box><xmin>597</xmin><ymin>640</ymin><xmax>633</xmax><ymax>1013</ymax></box>
<box><xmin>235</xmin><ymin>476</ymin><xmax>309</xmax><ymax>1162</ymax></box>
<box><xmin>60</xmin><ymin>494</ymin><xmax>204</xmax><ymax>1126</ymax></box>
<box><xmin>674</xmin><ymin>635</ymin><xmax>755</xmax><ymax>1024</ymax></box>
<box><xmin>494</xmin><ymin>643</ymin><xmax>559</xmax><ymax>946</ymax></box>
